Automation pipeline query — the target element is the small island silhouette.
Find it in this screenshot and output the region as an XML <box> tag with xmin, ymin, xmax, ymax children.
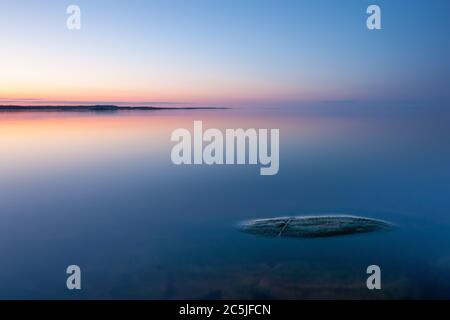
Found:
<box><xmin>0</xmin><ymin>105</ymin><xmax>227</xmax><ymax>112</ymax></box>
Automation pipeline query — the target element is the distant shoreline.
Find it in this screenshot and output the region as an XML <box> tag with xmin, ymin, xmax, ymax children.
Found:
<box><xmin>0</xmin><ymin>105</ymin><xmax>228</xmax><ymax>112</ymax></box>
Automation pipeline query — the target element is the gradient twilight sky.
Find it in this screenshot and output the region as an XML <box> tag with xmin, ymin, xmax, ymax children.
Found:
<box><xmin>0</xmin><ymin>0</ymin><xmax>449</xmax><ymax>107</ymax></box>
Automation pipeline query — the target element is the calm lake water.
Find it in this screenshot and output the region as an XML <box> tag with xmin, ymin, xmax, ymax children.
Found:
<box><xmin>0</xmin><ymin>105</ymin><xmax>449</xmax><ymax>299</ymax></box>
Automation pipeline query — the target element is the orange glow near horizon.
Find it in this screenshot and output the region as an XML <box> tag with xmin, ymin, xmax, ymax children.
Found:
<box><xmin>0</xmin><ymin>84</ymin><xmax>334</xmax><ymax>107</ymax></box>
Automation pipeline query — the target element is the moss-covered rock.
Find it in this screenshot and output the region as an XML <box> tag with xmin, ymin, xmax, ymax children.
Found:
<box><xmin>238</xmin><ymin>215</ymin><xmax>393</xmax><ymax>238</ymax></box>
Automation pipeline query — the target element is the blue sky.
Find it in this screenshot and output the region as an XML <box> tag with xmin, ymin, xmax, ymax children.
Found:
<box><xmin>0</xmin><ymin>0</ymin><xmax>449</xmax><ymax>106</ymax></box>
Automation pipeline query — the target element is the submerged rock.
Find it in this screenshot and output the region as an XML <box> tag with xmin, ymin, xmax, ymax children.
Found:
<box><xmin>238</xmin><ymin>215</ymin><xmax>392</xmax><ymax>238</ymax></box>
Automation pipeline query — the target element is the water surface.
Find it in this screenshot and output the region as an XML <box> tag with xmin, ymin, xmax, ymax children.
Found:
<box><xmin>0</xmin><ymin>105</ymin><xmax>449</xmax><ymax>299</ymax></box>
